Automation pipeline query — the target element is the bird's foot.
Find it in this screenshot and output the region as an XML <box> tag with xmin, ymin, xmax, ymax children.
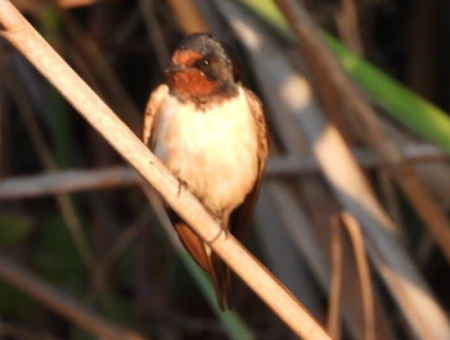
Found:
<box><xmin>205</xmin><ymin>219</ymin><xmax>228</xmax><ymax>245</ymax></box>
<box><xmin>177</xmin><ymin>178</ymin><xmax>188</xmax><ymax>197</ymax></box>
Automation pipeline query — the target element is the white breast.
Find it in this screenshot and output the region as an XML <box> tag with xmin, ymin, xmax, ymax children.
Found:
<box><xmin>153</xmin><ymin>87</ymin><xmax>259</xmax><ymax>218</ymax></box>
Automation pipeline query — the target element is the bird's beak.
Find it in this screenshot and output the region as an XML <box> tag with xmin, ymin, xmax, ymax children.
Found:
<box><xmin>165</xmin><ymin>64</ymin><xmax>189</xmax><ymax>75</ymax></box>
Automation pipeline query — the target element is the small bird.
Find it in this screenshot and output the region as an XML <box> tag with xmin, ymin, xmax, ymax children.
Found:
<box><xmin>142</xmin><ymin>33</ymin><xmax>268</xmax><ymax>310</ymax></box>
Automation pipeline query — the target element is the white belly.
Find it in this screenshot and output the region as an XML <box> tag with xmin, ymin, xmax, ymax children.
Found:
<box><xmin>153</xmin><ymin>88</ymin><xmax>259</xmax><ymax>217</ymax></box>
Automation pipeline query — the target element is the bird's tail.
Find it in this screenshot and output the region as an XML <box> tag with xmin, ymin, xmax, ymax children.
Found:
<box><xmin>169</xmin><ymin>212</ymin><xmax>231</xmax><ymax>311</ymax></box>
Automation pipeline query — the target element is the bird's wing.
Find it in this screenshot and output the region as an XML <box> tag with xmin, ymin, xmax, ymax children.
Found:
<box><xmin>229</xmin><ymin>88</ymin><xmax>269</xmax><ymax>241</ymax></box>
<box><xmin>142</xmin><ymin>84</ymin><xmax>168</xmax><ymax>147</ymax></box>
<box><xmin>220</xmin><ymin>88</ymin><xmax>268</xmax><ymax>308</ymax></box>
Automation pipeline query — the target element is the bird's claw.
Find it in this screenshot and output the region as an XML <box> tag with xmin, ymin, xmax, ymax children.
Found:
<box><xmin>205</xmin><ymin>219</ymin><xmax>228</xmax><ymax>245</ymax></box>
<box><xmin>177</xmin><ymin>179</ymin><xmax>188</xmax><ymax>197</ymax></box>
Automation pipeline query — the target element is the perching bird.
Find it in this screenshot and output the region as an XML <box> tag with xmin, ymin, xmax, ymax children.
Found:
<box><xmin>142</xmin><ymin>33</ymin><xmax>268</xmax><ymax>310</ymax></box>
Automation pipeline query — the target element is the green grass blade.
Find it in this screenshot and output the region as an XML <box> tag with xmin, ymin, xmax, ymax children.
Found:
<box><xmin>323</xmin><ymin>34</ymin><xmax>450</xmax><ymax>154</ymax></box>
<box><xmin>235</xmin><ymin>0</ymin><xmax>450</xmax><ymax>154</ymax></box>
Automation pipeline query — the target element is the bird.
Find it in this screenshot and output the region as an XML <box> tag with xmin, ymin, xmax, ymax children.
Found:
<box><xmin>142</xmin><ymin>33</ymin><xmax>268</xmax><ymax>310</ymax></box>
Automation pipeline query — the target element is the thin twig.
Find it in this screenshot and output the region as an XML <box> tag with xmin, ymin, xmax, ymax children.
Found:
<box><xmin>0</xmin><ymin>322</ymin><xmax>38</xmax><ymax>340</ymax></box>
<box><xmin>0</xmin><ymin>3</ymin><xmax>331</xmax><ymax>339</ymax></box>
<box><xmin>336</xmin><ymin>0</ymin><xmax>364</xmax><ymax>56</ymax></box>
<box><xmin>377</xmin><ymin>169</ymin><xmax>407</xmax><ymax>245</ymax></box>
<box><xmin>138</xmin><ymin>0</ymin><xmax>170</xmax><ymax>70</ymax></box>
<box><xmin>341</xmin><ymin>213</ymin><xmax>375</xmax><ymax>340</ymax></box>
<box><xmin>58</xmin><ymin>9</ymin><xmax>142</xmax><ymax>132</ymax></box>
<box><xmin>256</xmin><ymin>186</ymin><xmax>325</xmax><ymax>317</ymax></box>
<box><xmin>396</xmin><ymin>164</ymin><xmax>450</xmax><ymax>262</ymax></box>
<box><xmin>0</xmin><ymin>142</ymin><xmax>445</xmax><ymax>199</ymax></box>
<box><xmin>163</xmin><ymin>0</ymin><xmax>210</xmax><ymax>33</ymax></box>
<box><xmin>0</xmin><ymin>166</ymin><xmax>138</xmax><ymax>199</ymax></box>
<box><xmin>0</xmin><ymin>69</ymin><xmax>2</xmax><ymax>172</ymax></box>
<box><xmin>0</xmin><ymin>255</ymin><xmax>147</xmax><ymax>340</ymax></box>
<box><xmin>327</xmin><ymin>215</ymin><xmax>343</xmax><ymax>340</ymax></box>
<box><xmin>95</xmin><ymin>209</ymin><xmax>152</xmax><ymax>286</ymax></box>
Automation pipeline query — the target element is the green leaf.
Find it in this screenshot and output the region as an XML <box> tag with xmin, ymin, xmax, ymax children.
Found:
<box><xmin>235</xmin><ymin>0</ymin><xmax>450</xmax><ymax>154</ymax></box>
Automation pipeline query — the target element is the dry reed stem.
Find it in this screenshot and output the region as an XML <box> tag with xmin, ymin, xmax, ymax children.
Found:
<box><xmin>274</xmin><ymin>0</ymin><xmax>450</xmax><ymax>339</ymax></box>
<box><xmin>266</xmin><ymin>182</ymin><xmax>329</xmax><ymax>289</ymax></box>
<box><xmin>0</xmin><ymin>256</ymin><xmax>147</xmax><ymax>340</ymax></box>
<box><xmin>0</xmin><ymin>2</ymin><xmax>331</xmax><ymax>339</ymax></box>
<box><xmin>341</xmin><ymin>213</ymin><xmax>375</xmax><ymax>340</ymax></box>
<box><xmin>267</xmin><ymin>143</ymin><xmax>447</xmax><ymax>174</ymax></box>
<box><xmin>336</xmin><ymin>0</ymin><xmax>364</xmax><ymax>56</ymax></box>
<box><xmin>395</xmin><ymin>165</ymin><xmax>450</xmax><ymax>259</ymax></box>
<box><xmin>0</xmin><ymin>166</ymin><xmax>138</xmax><ymax>199</ymax></box>
<box><xmin>256</xmin><ymin>186</ymin><xmax>325</xmax><ymax>317</ymax></box>
<box><xmin>377</xmin><ymin>169</ymin><xmax>406</xmax><ymax>244</ymax></box>
<box><xmin>55</xmin><ymin>0</ymin><xmax>104</xmax><ymax>8</ymax></box>
<box><xmin>0</xmin><ymin>70</ymin><xmax>2</xmax><ymax>172</ymax></box>
<box><xmin>59</xmin><ymin>10</ymin><xmax>142</xmax><ymax>132</ymax></box>
<box><xmin>275</xmin><ymin>0</ymin><xmax>450</xmax><ymax>269</ymax></box>
<box><xmin>327</xmin><ymin>216</ymin><xmax>343</xmax><ymax>339</ymax></box>
<box><xmin>0</xmin><ymin>322</ymin><xmax>38</xmax><ymax>340</ymax></box>
<box><xmin>138</xmin><ymin>0</ymin><xmax>170</xmax><ymax>70</ymax></box>
<box><xmin>381</xmin><ymin>119</ymin><xmax>450</xmax><ymax>210</ymax></box>
<box><xmin>94</xmin><ymin>209</ymin><xmax>151</xmax><ymax>287</ymax></box>
<box><xmin>1</xmin><ymin>142</ymin><xmax>443</xmax><ymax>199</ymax></box>
<box><xmin>164</xmin><ymin>0</ymin><xmax>209</xmax><ymax>34</ymax></box>
<box><xmin>11</xmin><ymin>0</ymin><xmax>108</xmax><ymax>12</ymax></box>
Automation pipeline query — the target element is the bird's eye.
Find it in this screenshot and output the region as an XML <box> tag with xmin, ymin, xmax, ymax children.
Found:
<box><xmin>196</xmin><ymin>58</ymin><xmax>210</xmax><ymax>68</ymax></box>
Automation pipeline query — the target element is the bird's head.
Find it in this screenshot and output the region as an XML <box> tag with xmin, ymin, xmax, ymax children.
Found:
<box><xmin>165</xmin><ymin>33</ymin><xmax>239</xmax><ymax>100</ymax></box>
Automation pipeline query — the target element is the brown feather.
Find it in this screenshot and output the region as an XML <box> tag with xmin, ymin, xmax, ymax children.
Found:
<box><xmin>167</xmin><ymin>69</ymin><xmax>220</xmax><ymax>98</ymax></box>
<box><xmin>143</xmin><ymin>84</ymin><xmax>168</xmax><ymax>147</ymax></box>
<box><xmin>224</xmin><ymin>87</ymin><xmax>269</xmax><ymax>300</ymax></box>
<box><xmin>167</xmin><ymin>210</ymin><xmax>230</xmax><ymax>311</ymax></box>
<box><xmin>230</xmin><ymin>87</ymin><xmax>269</xmax><ymax>240</ymax></box>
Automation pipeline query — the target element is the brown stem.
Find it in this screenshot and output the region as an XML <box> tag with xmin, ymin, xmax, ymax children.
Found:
<box><xmin>0</xmin><ymin>255</ymin><xmax>147</xmax><ymax>340</ymax></box>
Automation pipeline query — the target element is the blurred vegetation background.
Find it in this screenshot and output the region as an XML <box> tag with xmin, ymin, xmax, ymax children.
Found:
<box><xmin>0</xmin><ymin>0</ymin><xmax>450</xmax><ymax>339</ymax></box>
